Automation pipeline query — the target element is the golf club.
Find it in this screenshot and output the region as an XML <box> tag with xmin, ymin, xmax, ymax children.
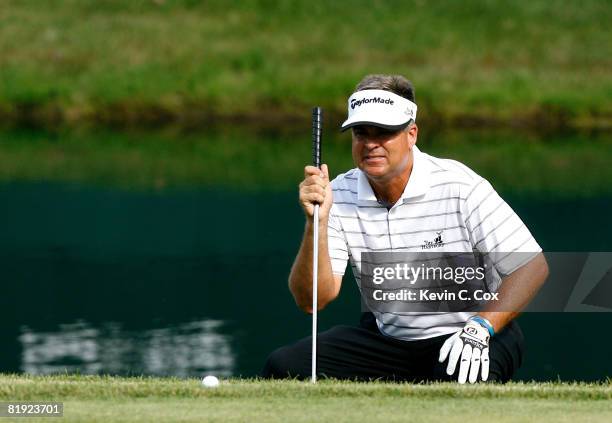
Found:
<box><xmin>311</xmin><ymin>106</ymin><xmax>322</xmax><ymax>383</ymax></box>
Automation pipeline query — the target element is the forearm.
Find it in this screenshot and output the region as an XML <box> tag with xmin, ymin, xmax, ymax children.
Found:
<box><xmin>289</xmin><ymin>218</ymin><xmax>339</xmax><ymax>313</ymax></box>
<box><xmin>478</xmin><ymin>252</ymin><xmax>549</xmax><ymax>333</ymax></box>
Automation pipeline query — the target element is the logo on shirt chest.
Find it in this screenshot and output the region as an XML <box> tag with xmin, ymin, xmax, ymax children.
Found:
<box><xmin>422</xmin><ymin>231</ymin><xmax>444</xmax><ymax>249</ymax></box>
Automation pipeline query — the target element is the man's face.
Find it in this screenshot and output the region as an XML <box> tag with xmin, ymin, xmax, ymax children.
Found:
<box><xmin>351</xmin><ymin>124</ymin><xmax>417</xmax><ymax>181</ymax></box>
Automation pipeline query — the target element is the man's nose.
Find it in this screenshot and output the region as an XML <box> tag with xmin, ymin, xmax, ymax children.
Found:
<box><xmin>363</xmin><ymin>138</ymin><xmax>382</xmax><ymax>149</ymax></box>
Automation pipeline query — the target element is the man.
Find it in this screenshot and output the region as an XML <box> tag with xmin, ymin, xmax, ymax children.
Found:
<box><xmin>262</xmin><ymin>74</ymin><xmax>549</xmax><ymax>383</ymax></box>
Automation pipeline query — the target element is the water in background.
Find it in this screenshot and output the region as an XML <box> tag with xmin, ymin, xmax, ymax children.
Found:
<box><xmin>1</xmin><ymin>129</ymin><xmax>611</xmax><ymax>381</ymax></box>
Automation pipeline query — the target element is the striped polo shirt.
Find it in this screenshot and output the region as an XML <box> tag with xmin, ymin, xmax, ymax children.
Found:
<box><xmin>327</xmin><ymin>145</ymin><xmax>541</xmax><ymax>340</ymax></box>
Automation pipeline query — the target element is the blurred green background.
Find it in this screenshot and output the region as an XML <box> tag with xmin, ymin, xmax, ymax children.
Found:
<box><xmin>0</xmin><ymin>1</ymin><xmax>610</xmax><ymax>380</ymax></box>
<box><xmin>1</xmin><ymin>0</ymin><xmax>611</xmax><ymax>130</ymax></box>
<box><xmin>0</xmin><ymin>0</ymin><xmax>610</xmax><ymax>192</ymax></box>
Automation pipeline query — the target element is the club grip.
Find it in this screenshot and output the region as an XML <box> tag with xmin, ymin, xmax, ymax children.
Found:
<box><xmin>312</xmin><ymin>107</ymin><xmax>322</xmax><ymax>168</ymax></box>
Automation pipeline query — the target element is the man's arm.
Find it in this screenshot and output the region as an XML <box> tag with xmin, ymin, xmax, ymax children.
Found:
<box><xmin>478</xmin><ymin>252</ymin><xmax>549</xmax><ymax>332</ymax></box>
<box><xmin>289</xmin><ymin>164</ymin><xmax>342</xmax><ymax>313</ymax></box>
<box><xmin>440</xmin><ymin>177</ymin><xmax>550</xmax><ymax>383</ymax></box>
<box><xmin>289</xmin><ymin>219</ymin><xmax>343</xmax><ymax>313</ymax></box>
<box><xmin>460</xmin><ymin>178</ymin><xmax>549</xmax><ymax>329</ymax></box>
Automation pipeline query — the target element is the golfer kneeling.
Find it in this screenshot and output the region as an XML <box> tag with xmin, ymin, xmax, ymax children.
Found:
<box><xmin>262</xmin><ymin>74</ymin><xmax>549</xmax><ymax>383</ymax></box>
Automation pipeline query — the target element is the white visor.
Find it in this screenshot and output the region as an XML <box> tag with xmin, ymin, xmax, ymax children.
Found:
<box><xmin>341</xmin><ymin>89</ymin><xmax>417</xmax><ymax>132</ymax></box>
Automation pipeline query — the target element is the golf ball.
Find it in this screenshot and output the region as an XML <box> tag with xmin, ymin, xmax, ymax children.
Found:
<box><xmin>201</xmin><ymin>375</ymin><xmax>220</xmax><ymax>388</ymax></box>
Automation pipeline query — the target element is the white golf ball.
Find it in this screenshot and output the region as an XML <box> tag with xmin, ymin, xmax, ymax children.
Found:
<box><xmin>201</xmin><ymin>375</ymin><xmax>220</xmax><ymax>388</ymax></box>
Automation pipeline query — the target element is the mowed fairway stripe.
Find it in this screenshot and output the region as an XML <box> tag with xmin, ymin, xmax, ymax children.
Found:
<box><xmin>43</xmin><ymin>397</ymin><xmax>610</xmax><ymax>423</ymax></box>
<box><xmin>1</xmin><ymin>376</ymin><xmax>610</xmax><ymax>422</ymax></box>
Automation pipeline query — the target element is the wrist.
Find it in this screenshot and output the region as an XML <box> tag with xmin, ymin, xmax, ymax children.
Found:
<box><xmin>305</xmin><ymin>210</ymin><xmax>328</xmax><ymax>224</ymax></box>
<box><xmin>469</xmin><ymin>316</ymin><xmax>495</xmax><ymax>336</ymax></box>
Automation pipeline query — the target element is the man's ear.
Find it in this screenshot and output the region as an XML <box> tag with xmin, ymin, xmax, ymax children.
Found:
<box><xmin>407</xmin><ymin>123</ymin><xmax>418</xmax><ymax>148</ymax></box>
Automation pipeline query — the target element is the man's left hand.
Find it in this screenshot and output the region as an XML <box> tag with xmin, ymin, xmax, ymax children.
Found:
<box><xmin>438</xmin><ymin>318</ymin><xmax>491</xmax><ymax>383</ymax></box>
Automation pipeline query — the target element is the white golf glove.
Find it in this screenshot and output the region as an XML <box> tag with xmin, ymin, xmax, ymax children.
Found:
<box><xmin>438</xmin><ymin>317</ymin><xmax>491</xmax><ymax>384</ymax></box>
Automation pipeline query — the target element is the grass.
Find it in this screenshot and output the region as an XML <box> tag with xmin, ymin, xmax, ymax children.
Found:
<box><xmin>1</xmin><ymin>375</ymin><xmax>611</xmax><ymax>422</ymax></box>
<box><xmin>0</xmin><ymin>128</ymin><xmax>610</xmax><ymax>197</ymax></box>
<box><xmin>0</xmin><ymin>0</ymin><xmax>610</xmax><ymax>129</ymax></box>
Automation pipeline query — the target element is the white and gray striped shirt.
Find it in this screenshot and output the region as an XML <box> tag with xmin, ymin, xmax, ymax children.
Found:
<box><xmin>328</xmin><ymin>146</ymin><xmax>541</xmax><ymax>340</ymax></box>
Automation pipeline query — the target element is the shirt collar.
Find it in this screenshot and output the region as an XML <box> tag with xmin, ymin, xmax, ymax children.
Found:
<box><xmin>357</xmin><ymin>145</ymin><xmax>431</xmax><ymax>204</ymax></box>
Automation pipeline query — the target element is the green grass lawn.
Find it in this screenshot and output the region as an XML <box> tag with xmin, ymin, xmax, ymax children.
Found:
<box><xmin>1</xmin><ymin>375</ymin><xmax>611</xmax><ymax>422</ymax></box>
<box><xmin>0</xmin><ymin>0</ymin><xmax>610</xmax><ymax>129</ymax></box>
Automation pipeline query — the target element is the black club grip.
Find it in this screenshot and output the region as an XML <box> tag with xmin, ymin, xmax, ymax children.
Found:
<box><xmin>312</xmin><ymin>107</ymin><xmax>322</xmax><ymax>168</ymax></box>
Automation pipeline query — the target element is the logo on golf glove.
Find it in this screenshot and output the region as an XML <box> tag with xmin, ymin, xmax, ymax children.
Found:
<box><xmin>438</xmin><ymin>318</ymin><xmax>490</xmax><ymax>384</ymax></box>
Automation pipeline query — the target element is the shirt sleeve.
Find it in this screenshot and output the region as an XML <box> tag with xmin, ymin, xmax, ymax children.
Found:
<box><xmin>327</xmin><ymin>206</ymin><xmax>349</xmax><ymax>276</ymax></box>
<box><xmin>462</xmin><ymin>177</ymin><xmax>542</xmax><ymax>277</ymax></box>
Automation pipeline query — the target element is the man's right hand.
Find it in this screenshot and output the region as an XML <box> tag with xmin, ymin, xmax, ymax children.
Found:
<box><xmin>299</xmin><ymin>164</ymin><xmax>332</xmax><ymax>221</ymax></box>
